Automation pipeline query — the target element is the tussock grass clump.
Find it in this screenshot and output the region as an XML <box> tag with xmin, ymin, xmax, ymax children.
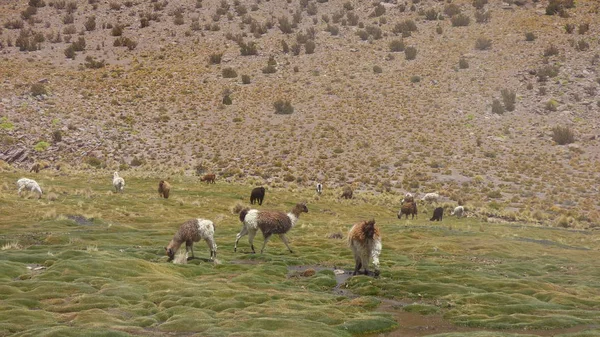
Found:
<box><xmin>501</xmin><ymin>89</ymin><xmax>516</xmax><ymax>112</ymax></box>
<box><xmin>475</xmin><ymin>37</ymin><xmax>492</xmax><ymax>50</ymax></box>
<box><xmin>451</xmin><ymin>14</ymin><xmax>471</xmax><ymax>27</ymax></box>
<box><xmin>222</xmin><ymin>67</ymin><xmax>238</xmax><ymax>78</ymax></box>
<box><xmin>544</xmin><ymin>44</ymin><xmax>559</xmax><ymax>57</ymax></box>
<box><xmin>405</xmin><ymin>47</ymin><xmax>417</xmax><ymax>60</ymax></box>
<box><xmin>389</xmin><ymin>39</ymin><xmax>404</xmax><ymax>52</ymax></box>
<box><xmin>274</xmin><ymin>100</ymin><xmax>294</xmax><ymax>114</ymax></box>
<box><xmin>552</xmin><ymin>125</ymin><xmax>575</xmax><ymax>145</ymax></box>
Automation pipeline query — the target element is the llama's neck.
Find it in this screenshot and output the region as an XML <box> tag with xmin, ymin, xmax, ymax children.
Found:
<box><xmin>287</xmin><ymin>212</ymin><xmax>301</xmax><ymax>228</ymax></box>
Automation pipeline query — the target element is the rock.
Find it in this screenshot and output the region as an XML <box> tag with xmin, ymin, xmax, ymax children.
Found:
<box><xmin>0</xmin><ymin>147</ymin><xmax>29</xmax><ymax>164</ymax></box>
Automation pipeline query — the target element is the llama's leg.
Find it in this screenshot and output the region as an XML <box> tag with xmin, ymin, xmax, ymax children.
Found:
<box><xmin>185</xmin><ymin>240</ymin><xmax>195</xmax><ymax>260</ymax></box>
<box><xmin>353</xmin><ymin>256</ymin><xmax>362</xmax><ymax>275</ymax></box>
<box><xmin>259</xmin><ymin>234</ymin><xmax>272</xmax><ymax>254</ymax></box>
<box><xmin>278</xmin><ymin>234</ymin><xmax>293</xmax><ymax>253</ymax></box>
<box><xmin>18</xmin><ymin>185</ymin><xmax>23</xmax><ymax>197</ymax></box>
<box><xmin>205</xmin><ymin>237</ymin><xmax>217</xmax><ymax>259</ymax></box>
<box><xmin>248</xmin><ymin>229</ymin><xmax>257</xmax><ymax>253</ymax></box>
<box><xmin>234</xmin><ymin>225</ymin><xmax>248</xmax><ymax>252</ymax></box>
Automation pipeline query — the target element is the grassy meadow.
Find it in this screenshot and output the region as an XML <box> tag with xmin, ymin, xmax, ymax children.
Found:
<box><xmin>0</xmin><ymin>170</ymin><xmax>599</xmax><ymax>337</ymax></box>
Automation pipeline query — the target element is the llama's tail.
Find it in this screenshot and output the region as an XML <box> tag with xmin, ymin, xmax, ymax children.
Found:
<box><xmin>239</xmin><ymin>208</ymin><xmax>250</xmax><ymax>222</ymax></box>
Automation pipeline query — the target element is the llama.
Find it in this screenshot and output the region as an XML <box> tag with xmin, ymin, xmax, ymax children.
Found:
<box><xmin>348</xmin><ymin>219</ymin><xmax>382</xmax><ymax>275</ymax></box>
<box><xmin>451</xmin><ymin>206</ymin><xmax>465</xmax><ymax>218</ymax></box>
<box><xmin>165</xmin><ymin>218</ymin><xmax>217</xmax><ymax>262</ymax></box>
<box><xmin>201</xmin><ymin>174</ymin><xmax>216</xmax><ymax>184</ymax></box>
<box><xmin>398</xmin><ymin>201</ymin><xmax>417</xmax><ymax>219</ymax></box>
<box><xmin>316</xmin><ymin>183</ymin><xmax>323</xmax><ymax>195</ymax></box>
<box><xmin>113</xmin><ymin>172</ymin><xmax>125</xmax><ymax>193</ymax></box>
<box><xmin>421</xmin><ymin>192</ymin><xmax>439</xmax><ymax>203</ymax></box>
<box><xmin>16</xmin><ymin>178</ymin><xmax>43</xmax><ymax>199</ymax></box>
<box><xmin>234</xmin><ymin>202</ymin><xmax>308</xmax><ymax>254</ymax></box>
<box><xmin>430</xmin><ymin>207</ymin><xmax>444</xmax><ymax>221</ymax></box>
<box><xmin>401</xmin><ymin>192</ymin><xmax>414</xmax><ymax>204</ymax></box>
<box><xmin>250</xmin><ymin>187</ymin><xmax>265</xmax><ymax>205</ymax></box>
<box><xmin>158</xmin><ymin>180</ymin><xmax>171</xmax><ymax>199</ymax></box>
<box><xmin>341</xmin><ymin>186</ymin><xmax>353</xmax><ymax>199</ymax></box>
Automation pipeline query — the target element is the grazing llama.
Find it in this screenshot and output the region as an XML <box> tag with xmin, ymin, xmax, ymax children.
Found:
<box><xmin>16</xmin><ymin>178</ymin><xmax>43</xmax><ymax>199</ymax></box>
<box><xmin>348</xmin><ymin>219</ymin><xmax>382</xmax><ymax>275</ymax></box>
<box><xmin>451</xmin><ymin>206</ymin><xmax>465</xmax><ymax>218</ymax></box>
<box><xmin>201</xmin><ymin>174</ymin><xmax>216</xmax><ymax>184</ymax></box>
<box><xmin>250</xmin><ymin>187</ymin><xmax>266</xmax><ymax>205</ymax></box>
<box><xmin>113</xmin><ymin>172</ymin><xmax>125</xmax><ymax>193</ymax></box>
<box><xmin>165</xmin><ymin>218</ymin><xmax>217</xmax><ymax>262</ymax></box>
<box><xmin>234</xmin><ymin>202</ymin><xmax>308</xmax><ymax>254</ymax></box>
<box><xmin>398</xmin><ymin>201</ymin><xmax>418</xmax><ymax>219</ymax></box>
<box><xmin>341</xmin><ymin>186</ymin><xmax>353</xmax><ymax>199</ymax></box>
<box><xmin>430</xmin><ymin>207</ymin><xmax>444</xmax><ymax>221</ymax></box>
<box><xmin>158</xmin><ymin>180</ymin><xmax>171</xmax><ymax>199</ymax></box>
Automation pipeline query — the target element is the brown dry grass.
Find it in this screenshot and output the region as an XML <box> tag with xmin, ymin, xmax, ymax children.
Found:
<box><xmin>0</xmin><ymin>0</ymin><xmax>599</xmax><ymax>226</ymax></box>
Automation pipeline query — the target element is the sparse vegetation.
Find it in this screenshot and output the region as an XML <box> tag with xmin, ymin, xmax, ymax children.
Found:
<box><xmin>405</xmin><ymin>46</ymin><xmax>417</xmax><ymax>60</ymax></box>
<box><xmin>475</xmin><ymin>37</ymin><xmax>492</xmax><ymax>50</ymax></box>
<box><xmin>222</xmin><ymin>67</ymin><xmax>238</xmax><ymax>78</ymax></box>
<box><xmin>274</xmin><ymin>100</ymin><xmax>294</xmax><ymax>114</ymax></box>
<box><xmin>552</xmin><ymin>125</ymin><xmax>575</xmax><ymax>144</ymax></box>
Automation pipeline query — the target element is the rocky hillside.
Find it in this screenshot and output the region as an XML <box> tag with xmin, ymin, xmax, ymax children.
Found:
<box><xmin>1</xmin><ymin>0</ymin><xmax>599</xmax><ymax>226</ymax></box>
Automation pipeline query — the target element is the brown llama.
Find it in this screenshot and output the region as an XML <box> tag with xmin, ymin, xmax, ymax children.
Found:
<box><xmin>398</xmin><ymin>201</ymin><xmax>417</xmax><ymax>219</ymax></box>
<box><xmin>348</xmin><ymin>219</ymin><xmax>382</xmax><ymax>275</ymax></box>
<box><xmin>158</xmin><ymin>180</ymin><xmax>171</xmax><ymax>199</ymax></box>
<box><xmin>341</xmin><ymin>186</ymin><xmax>353</xmax><ymax>199</ymax></box>
<box><xmin>234</xmin><ymin>202</ymin><xmax>308</xmax><ymax>254</ymax></box>
<box><xmin>201</xmin><ymin>174</ymin><xmax>216</xmax><ymax>184</ymax></box>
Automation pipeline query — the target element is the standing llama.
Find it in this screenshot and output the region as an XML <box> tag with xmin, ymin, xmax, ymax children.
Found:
<box><xmin>158</xmin><ymin>180</ymin><xmax>171</xmax><ymax>199</ymax></box>
<box><xmin>16</xmin><ymin>178</ymin><xmax>43</xmax><ymax>199</ymax></box>
<box><xmin>113</xmin><ymin>172</ymin><xmax>125</xmax><ymax>193</ymax></box>
<box><xmin>165</xmin><ymin>218</ymin><xmax>217</xmax><ymax>262</ymax></box>
<box><xmin>348</xmin><ymin>219</ymin><xmax>382</xmax><ymax>276</ymax></box>
<box><xmin>316</xmin><ymin>183</ymin><xmax>323</xmax><ymax>195</ymax></box>
<box><xmin>234</xmin><ymin>202</ymin><xmax>308</xmax><ymax>254</ymax></box>
<box><xmin>250</xmin><ymin>187</ymin><xmax>266</xmax><ymax>205</ymax></box>
<box><xmin>201</xmin><ymin>174</ymin><xmax>216</xmax><ymax>184</ymax></box>
<box><xmin>398</xmin><ymin>200</ymin><xmax>418</xmax><ymax>219</ymax></box>
<box><xmin>341</xmin><ymin>186</ymin><xmax>353</xmax><ymax>199</ymax></box>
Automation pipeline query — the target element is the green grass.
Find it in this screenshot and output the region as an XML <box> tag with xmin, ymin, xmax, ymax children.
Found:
<box><xmin>0</xmin><ymin>170</ymin><xmax>599</xmax><ymax>336</ymax></box>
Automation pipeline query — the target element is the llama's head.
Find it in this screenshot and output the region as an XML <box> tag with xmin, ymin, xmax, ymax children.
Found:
<box><xmin>295</xmin><ymin>202</ymin><xmax>309</xmax><ymax>214</ymax></box>
<box><xmin>114</xmin><ymin>172</ymin><xmax>119</xmax><ymax>178</ymax></box>
<box><xmin>165</xmin><ymin>247</ymin><xmax>175</xmax><ymax>262</ymax></box>
<box><xmin>362</xmin><ymin>219</ymin><xmax>377</xmax><ymax>239</ymax></box>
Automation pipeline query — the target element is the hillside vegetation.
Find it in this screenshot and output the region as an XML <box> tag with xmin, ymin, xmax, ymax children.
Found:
<box><xmin>0</xmin><ymin>0</ymin><xmax>599</xmax><ymax>226</ymax></box>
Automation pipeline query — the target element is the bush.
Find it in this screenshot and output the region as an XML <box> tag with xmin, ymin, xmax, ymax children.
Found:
<box><xmin>564</xmin><ymin>23</ymin><xmax>575</xmax><ymax>34</ymax></box>
<box><xmin>575</xmin><ymin>39</ymin><xmax>589</xmax><ymax>51</ymax></box>
<box><xmin>459</xmin><ymin>58</ymin><xmax>469</xmax><ymax>69</ymax></box>
<box><xmin>85</xmin><ymin>16</ymin><xmax>96</xmax><ymax>31</ymax></box>
<box><xmin>552</xmin><ymin>125</ymin><xmax>575</xmax><ymax>145</ymax></box>
<box><xmin>578</xmin><ymin>23</ymin><xmax>589</xmax><ymax>35</ymax></box>
<box><xmin>84</xmin><ymin>56</ymin><xmax>105</xmax><ymax>69</ymax></box>
<box><xmin>111</xmin><ymin>25</ymin><xmax>123</xmax><ymax>36</ymax></box>
<box><xmin>410</xmin><ymin>75</ymin><xmax>421</xmax><ymax>83</ymax></box>
<box><xmin>373</xmin><ymin>65</ymin><xmax>382</xmax><ymax>73</ymax></box>
<box><xmin>525</xmin><ymin>32</ymin><xmax>536</xmax><ymax>41</ymax></box>
<box><xmin>473</xmin><ymin>0</ymin><xmax>488</xmax><ymax>9</ymax></box>
<box><xmin>475</xmin><ymin>37</ymin><xmax>492</xmax><ymax>50</ymax></box>
<box><xmin>239</xmin><ymin>41</ymin><xmax>257</xmax><ymax>56</ymax></box>
<box><xmin>305</xmin><ymin>40</ymin><xmax>316</xmax><ymax>54</ymax></box>
<box><xmin>262</xmin><ymin>65</ymin><xmax>277</xmax><ymax>74</ymax></box>
<box><xmin>241</xmin><ymin>75</ymin><xmax>251</xmax><ymax>84</ymax></box>
<box><xmin>278</xmin><ymin>16</ymin><xmax>293</xmax><ymax>34</ymax></box>
<box><xmin>113</xmin><ymin>37</ymin><xmax>137</xmax><ymax>50</ymax></box>
<box><xmin>222</xmin><ymin>95</ymin><xmax>232</xmax><ymax>105</ymax></box>
<box><xmin>544</xmin><ymin>44</ymin><xmax>559</xmax><ymax>57</ymax></box>
<box><xmin>52</xmin><ymin>130</ymin><xmax>62</xmax><ymax>142</ymax></box>
<box><xmin>34</xmin><ymin>141</ymin><xmax>50</xmax><ymax>152</ymax></box>
<box><xmin>209</xmin><ymin>53</ymin><xmax>223</xmax><ymax>64</ymax></box>
<box><xmin>405</xmin><ymin>46</ymin><xmax>417</xmax><ymax>60</ymax></box>
<box><xmin>222</xmin><ymin>67</ymin><xmax>238</xmax><ymax>78</ymax></box>
<box><xmin>444</xmin><ymin>3</ymin><xmax>461</xmax><ymax>17</ymax></box>
<box><xmin>491</xmin><ymin>99</ymin><xmax>504</xmax><ymax>114</ymax></box>
<box><xmin>451</xmin><ymin>13</ymin><xmax>471</xmax><ymax>27</ymax></box>
<box><xmin>274</xmin><ymin>100</ymin><xmax>294</xmax><ymax>114</ymax></box>
<box><xmin>424</xmin><ymin>8</ymin><xmax>440</xmax><ymax>20</ymax></box>
<box><xmin>474</xmin><ymin>9</ymin><xmax>491</xmax><ymax>23</ymax></box>
<box><xmin>501</xmin><ymin>89</ymin><xmax>516</xmax><ymax>112</ymax></box>
<box><xmin>31</xmin><ymin>83</ymin><xmax>47</xmax><ymax>96</ymax></box>
<box><xmin>64</xmin><ymin>44</ymin><xmax>76</xmax><ymax>59</ymax></box>
<box><xmin>536</xmin><ymin>65</ymin><xmax>560</xmax><ymax>82</ymax></box>
<box><xmin>72</xmin><ymin>37</ymin><xmax>85</xmax><ymax>51</ymax></box>
<box><xmin>389</xmin><ymin>39</ymin><xmax>405</xmax><ymax>52</ymax></box>
<box><xmin>545</xmin><ymin>99</ymin><xmax>558</xmax><ymax>111</ymax></box>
